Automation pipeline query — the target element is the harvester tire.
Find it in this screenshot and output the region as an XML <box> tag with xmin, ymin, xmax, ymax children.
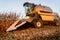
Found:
<box><xmin>32</xmin><ymin>19</ymin><xmax>43</xmax><ymax>28</ymax></box>
<box><xmin>55</xmin><ymin>22</ymin><xmax>60</xmax><ymax>26</ymax></box>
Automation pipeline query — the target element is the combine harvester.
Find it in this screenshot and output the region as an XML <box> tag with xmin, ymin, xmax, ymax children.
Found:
<box><xmin>6</xmin><ymin>2</ymin><xmax>60</xmax><ymax>32</ymax></box>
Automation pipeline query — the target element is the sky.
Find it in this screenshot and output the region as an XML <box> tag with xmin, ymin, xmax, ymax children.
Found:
<box><xmin>0</xmin><ymin>0</ymin><xmax>60</xmax><ymax>17</ymax></box>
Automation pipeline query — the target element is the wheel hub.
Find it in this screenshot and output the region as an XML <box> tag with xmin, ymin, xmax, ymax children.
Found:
<box><xmin>36</xmin><ymin>21</ymin><xmax>41</xmax><ymax>27</ymax></box>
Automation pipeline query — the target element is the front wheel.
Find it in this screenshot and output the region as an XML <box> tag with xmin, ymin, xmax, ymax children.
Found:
<box><xmin>32</xmin><ymin>19</ymin><xmax>43</xmax><ymax>28</ymax></box>
<box><xmin>55</xmin><ymin>21</ymin><xmax>60</xmax><ymax>26</ymax></box>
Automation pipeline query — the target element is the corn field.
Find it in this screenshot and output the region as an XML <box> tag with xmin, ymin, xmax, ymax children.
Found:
<box><xmin>0</xmin><ymin>13</ymin><xmax>19</xmax><ymax>31</ymax></box>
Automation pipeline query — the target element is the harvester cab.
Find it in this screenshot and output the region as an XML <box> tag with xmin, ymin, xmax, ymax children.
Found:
<box><xmin>23</xmin><ymin>2</ymin><xmax>36</xmax><ymax>16</ymax></box>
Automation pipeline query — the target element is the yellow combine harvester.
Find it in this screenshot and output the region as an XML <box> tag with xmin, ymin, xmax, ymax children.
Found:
<box><xmin>6</xmin><ymin>2</ymin><xmax>60</xmax><ymax>32</ymax></box>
